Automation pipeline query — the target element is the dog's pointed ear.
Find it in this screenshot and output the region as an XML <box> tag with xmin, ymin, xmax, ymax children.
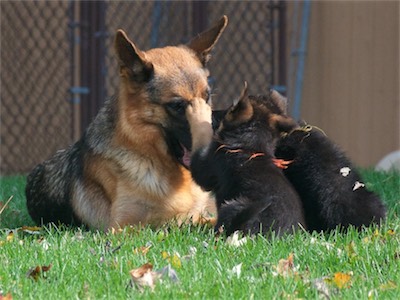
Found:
<box><xmin>187</xmin><ymin>15</ymin><xmax>228</xmax><ymax>65</ymax></box>
<box><xmin>114</xmin><ymin>29</ymin><xmax>154</xmax><ymax>82</ymax></box>
<box><xmin>269</xmin><ymin>89</ymin><xmax>288</xmax><ymax>114</ymax></box>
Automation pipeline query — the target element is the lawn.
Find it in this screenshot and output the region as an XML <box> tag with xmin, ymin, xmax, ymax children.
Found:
<box><xmin>0</xmin><ymin>169</ymin><xmax>399</xmax><ymax>299</ymax></box>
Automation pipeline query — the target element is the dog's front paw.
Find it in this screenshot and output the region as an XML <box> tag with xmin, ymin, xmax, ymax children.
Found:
<box><xmin>186</xmin><ymin>98</ymin><xmax>212</xmax><ymax>127</ymax></box>
<box><xmin>186</xmin><ymin>98</ymin><xmax>213</xmax><ymax>151</ymax></box>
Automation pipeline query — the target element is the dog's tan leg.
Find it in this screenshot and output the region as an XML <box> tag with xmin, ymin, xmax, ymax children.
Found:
<box><xmin>186</xmin><ymin>98</ymin><xmax>213</xmax><ymax>151</ymax></box>
<box><xmin>109</xmin><ymin>197</ymin><xmax>152</xmax><ymax>229</ymax></box>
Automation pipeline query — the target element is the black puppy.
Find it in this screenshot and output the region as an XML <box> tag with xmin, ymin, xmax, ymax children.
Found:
<box><xmin>186</xmin><ymin>85</ymin><xmax>306</xmax><ymax>236</ymax></box>
<box><xmin>275</xmin><ymin>125</ymin><xmax>386</xmax><ymax>232</ymax></box>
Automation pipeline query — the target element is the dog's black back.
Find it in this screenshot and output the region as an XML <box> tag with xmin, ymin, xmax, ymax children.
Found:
<box><xmin>275</xmin><ymin>127</ymin><xmax>386</xmax><ymax>231</ymax></box>
<box><xmin>191</xmin><ymin>91</ymin><xmax>306</xmax><ymax>236</ymax></box>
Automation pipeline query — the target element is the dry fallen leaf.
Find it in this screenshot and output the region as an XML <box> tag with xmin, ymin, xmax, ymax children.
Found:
<box><xmin>130</xmin><ymin>263</ymin><xmax>159</xmax><ymax>291</ymax></box>
<box><xmin>230</xmin><ymin>263</ymin><xmax>242</xmax><ymax>279</ymax></box>
<box><xmin>26</xmin><ymin>264</ymin><xmax>52</xmax><ymax>281</ymax></box>
<box><xmin>332</xmin><ymin>272</ymin><xmax>352</xmax><ymax>289</ymax></box>
<box><xmin>272</xmin><ymin>253</ymin><xmax>298</xmax><ymax>277</ymax></box>
<box><xmin>129</xmin><ymin>263</ymin><xmax>180</xmax><ymax>291</ymax></box>
<box><xmin>226</xmin><ymin>231</ymin><xmax>247</xmax><ymax>247</ymax></box>
<box><xmin>352</xmin><ymin>181</ymin><xmax>365</xmax><ymax>191</ymax></box>
<box><xmin>340</xmin><ymin>167</ymin><xmax>351</xmax><ymax>177</ymax></box>
<box><xmin>0</xmin><ymin>293</ymin><xmax>13</xmax><ymax>300</ymax></box>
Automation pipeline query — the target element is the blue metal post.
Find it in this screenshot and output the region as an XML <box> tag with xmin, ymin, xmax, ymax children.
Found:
<box><xmin>292</xmin><ymin>0</ymin><xmax>311</xmax><ymax>119</ymax></box>
<box><xmin>151</xmin><ymin>1</ymin><xmax>163</xmax><ymax>47</ymax></box>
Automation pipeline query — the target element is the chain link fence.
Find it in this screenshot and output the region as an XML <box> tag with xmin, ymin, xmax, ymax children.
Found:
<box><xmin>103</xmin><ymin>1</ymin><xmax>278</xmax><ymax>108</ymax></box>
<box><xmin>1</xmin><ymin>1</ymin><xmax>285</xmax><ymax>175</ymax></box>
<box><xmin>1</xmin><ymin>1</ymin><xmax>72</xmax><ymax>175</ymax></box>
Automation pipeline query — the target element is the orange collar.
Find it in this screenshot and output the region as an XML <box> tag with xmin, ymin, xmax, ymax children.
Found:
<box><xmin>215</xmin><ymin>145</ymin><xmax>293</xmax><ymax>168</ymax></box>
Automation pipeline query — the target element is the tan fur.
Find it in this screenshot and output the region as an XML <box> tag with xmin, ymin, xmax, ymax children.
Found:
<box><xmin>74</xmin><ymin>18</ymin><xmax>227</xmax><ymax>229</ymax></box>
<box><xmin>26</xmin><ymin>16</ymin><xmax>227</xmax><ymax>230</ymax></box>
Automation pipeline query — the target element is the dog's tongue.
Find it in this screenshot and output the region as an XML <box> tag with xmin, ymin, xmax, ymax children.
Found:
<box><xmin>182</xmin><ymin>146</ymin><xmax>191</xmax><ymax>168</ymax></box>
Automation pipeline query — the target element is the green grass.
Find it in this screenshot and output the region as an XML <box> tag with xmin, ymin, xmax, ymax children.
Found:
<box><xmin>0</xmin><ymin>176</ymin><xmax>31</xmax><ymax>228</ymax></box>
<box><xmin>1</xmin><ymin>170</ymin><xmax>399</xmax><ymax>299</ymax></box>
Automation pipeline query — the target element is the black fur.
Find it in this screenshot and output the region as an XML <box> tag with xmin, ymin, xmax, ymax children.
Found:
<box><xmin>275</xmin><ymin>126</ymin><xmax>386</xmax><ymax>232</ymax></box>
<box><xmin>26</xmin><ymin>140</ymin><xmax>85</xmax><ymax>226</ymax></box>
<box><xmin>190</xmin><ymin>93</ymin><xmax>306</xmax><ymax>236</ymax></box>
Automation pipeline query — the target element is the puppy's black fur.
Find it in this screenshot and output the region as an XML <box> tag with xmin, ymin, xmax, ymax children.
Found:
<box><xmin>190</xmin><ymin>88</ymin><xmax>306</xmax><ymax>236</ymax></box>
<box><xmin>275</xmin><ymin>126</ymin><xmax>386</xmax><ymax>232</ymax></box>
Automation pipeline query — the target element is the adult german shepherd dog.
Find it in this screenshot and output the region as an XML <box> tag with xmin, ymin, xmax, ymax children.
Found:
<box><xmin>186</xmin><ymin>84</ymin><xmax>306</xmax><ymax>236</ymax></box>
<box><xmin>26</xmin><ymin>16</ymin><xmax>228</xmax><ymax>230</ymax></box>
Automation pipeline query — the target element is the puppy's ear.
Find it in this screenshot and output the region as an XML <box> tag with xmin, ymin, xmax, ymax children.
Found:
<box><xmin>226</xmin><ymin>82</ymin><xmax>253</xmax><ymax>124</ymax></box>
<box><xmin>114</xmin><ymin>29</ymin><xmax>154</xmax><ymax>82</ymax></box>
<box><xmin>187</xmin><ymin>15</ymin><xmax>228</xmax><ymax>65</ymax></box>
<box><xmin>271</xmin><ymin>115</ymin><xmax>298</xmax><ymax>133</ymax></box>
<box><xmin>269</xmin><ymin>89</ymin><xmax>288</xmax><ymax>114</ymax></box>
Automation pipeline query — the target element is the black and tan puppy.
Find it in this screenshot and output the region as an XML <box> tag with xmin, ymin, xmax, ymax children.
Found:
<box><xmin>186</xmin><ymin>85</ymin><xmax>306</xmax><ymax>236</ymax></box>
<box><xmin>275</xmin><ymin>125</ymin><xmax>386</xmax><ymax>232</ymax></box>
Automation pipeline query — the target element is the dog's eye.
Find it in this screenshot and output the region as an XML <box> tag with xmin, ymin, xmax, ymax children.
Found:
<box><xmin>166</xmin><ymin>99</ymin><xmax>188</xmax><ymax>114</ymax></box>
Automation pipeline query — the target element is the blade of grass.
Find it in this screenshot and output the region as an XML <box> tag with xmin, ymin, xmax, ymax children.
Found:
<box><xmin>0</xmin><ymin>195</ymin><xmax>14</xmax><ymax>215</ymax></box>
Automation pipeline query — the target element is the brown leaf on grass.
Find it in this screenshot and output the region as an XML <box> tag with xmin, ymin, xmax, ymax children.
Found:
<box><xmin>26</xmin><ymin>264</ymin><xmax>52</xmax><ymax>281</ymax></box>
<box><xmin>130</xmin><ymin>263</ymin><xmax>159</xmax><ymax>291</ymax></box>
<box><xmin>129</xmin><ymin>263</ymin><xmax>180</xmax><ymax>291</ymax></box>
<box><xmin>310</xmin><ymin>272</ymin><xmax>352</xmax><ymax>297</ymax></box>
<box><xmin>0</xmin><ymin>293</ymin><xmax>13</xmax><ymax>300</ymax></box>
<box><xmin>272</xmin><ymin>253</ymin><xmax>297</xmax><ymax>277</ymax></box>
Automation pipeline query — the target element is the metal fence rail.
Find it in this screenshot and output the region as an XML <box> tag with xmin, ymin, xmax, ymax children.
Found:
<box><xmin>0</xmin><ymin>1</ymin><xmax>285</xmax><ymax>175</ymax></box>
